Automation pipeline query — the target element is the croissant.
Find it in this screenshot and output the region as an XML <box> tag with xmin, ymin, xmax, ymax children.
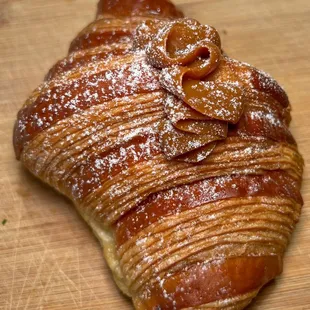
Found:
<box><xmin>13</xmin><ymin>0</ymin><xmax>304</xmax><ymax>309</ymax></box>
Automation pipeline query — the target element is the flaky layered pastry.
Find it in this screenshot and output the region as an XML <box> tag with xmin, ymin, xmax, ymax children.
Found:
<box><xmin>13</xmin><ymin>0</ymin><xmax>303</xmax><ymax>309</ymax></box>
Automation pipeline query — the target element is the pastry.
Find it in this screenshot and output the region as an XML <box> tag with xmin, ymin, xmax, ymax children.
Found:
<box><xmin>13</xmin><ymin>0</ymin><xmax>304</xmax><ymax>309</ymax></box>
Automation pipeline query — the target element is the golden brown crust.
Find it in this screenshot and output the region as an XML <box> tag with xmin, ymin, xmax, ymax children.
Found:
<box><xmin>13</xmin><ymin>0</ymin><xmax>303</xmax><ymax>310</ymax></box>
<box><xmin>13</xmin><ymin>53</ymin><xmax>161</xmax><ymax>158</ymax></box>
<box><xmin>133</xmin><ymin>256</ymin><xmax>282</xmax><ymax>309</ymax></box>
<box><xmin>97</xmin><ymin>0</ymin><xmax>184</xmax><ymax>19</ymax></box>
<box><xmin>46</xmin><ymin>44</ymin><xmax>131</xmax><ymax>81</ymax></box>
<box><xmin>115</xmin><ymin>171</ymin><xmax>302</xmax><ymax>246</ymax></box>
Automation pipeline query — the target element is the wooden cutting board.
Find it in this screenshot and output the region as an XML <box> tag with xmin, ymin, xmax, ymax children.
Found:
<box><xmin>1</xmin><ymin>0</ymin><xmax>309</xmax><ymax>309</ymax></box>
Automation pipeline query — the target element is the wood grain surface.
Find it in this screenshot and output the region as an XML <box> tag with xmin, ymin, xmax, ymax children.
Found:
<box><xmin>1</xmin><ymin>0</ymin><xmax>309</xmax><ymax>309</ymax></box>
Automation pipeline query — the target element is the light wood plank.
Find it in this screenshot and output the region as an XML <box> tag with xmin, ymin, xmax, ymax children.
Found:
<box><xmin>1</xmin><ymin>0</ymin><xmax>309</xmax><ymax>309</ymax></box>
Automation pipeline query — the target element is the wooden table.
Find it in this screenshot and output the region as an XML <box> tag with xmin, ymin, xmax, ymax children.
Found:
<box><xmin>1</xmin><ymin>0</ymin><xmax>309</xmax><ymax>309</ymax></box>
